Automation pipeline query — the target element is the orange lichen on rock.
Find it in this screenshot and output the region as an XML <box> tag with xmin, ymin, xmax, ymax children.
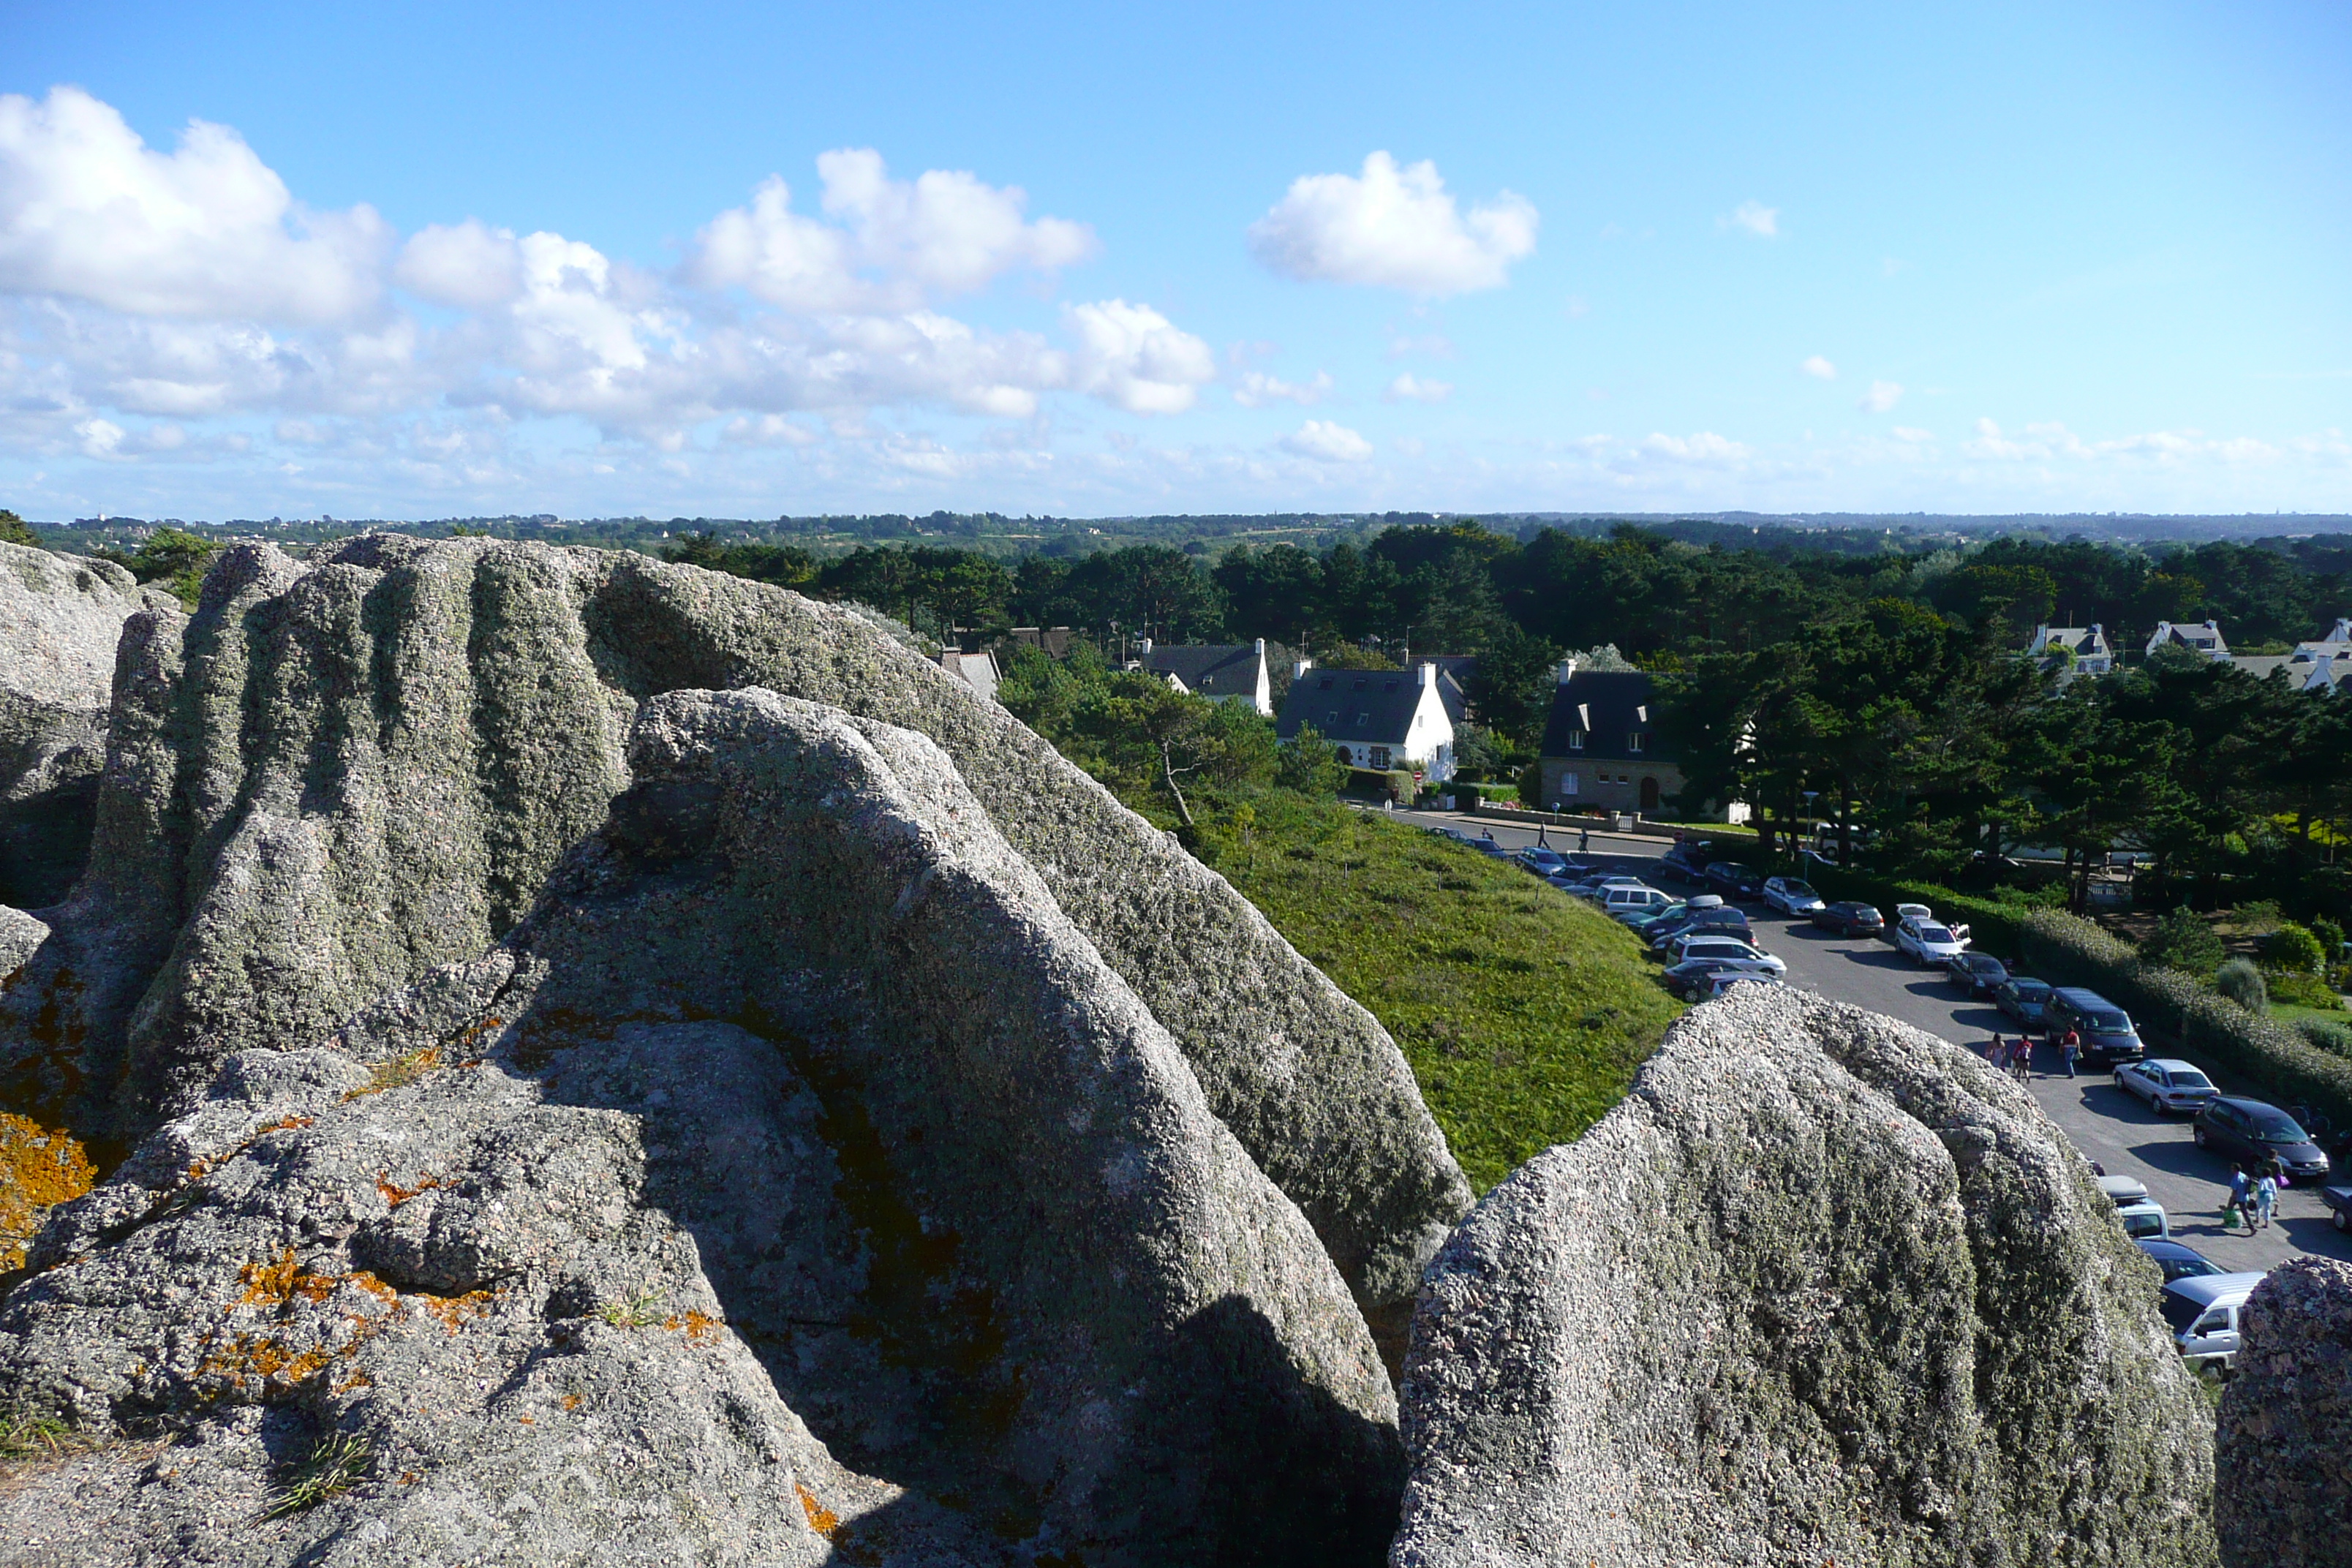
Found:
<box><xmin>796</xmin><ymin>1482</ymin><xmax>840</xmax><ymax>1539</ymax></box>
<box><xmin>0</xmin><ymin>1111</ymin><xmax>97</xmax><ymax>1270</ymax></box>
<box><xmin>344</xmin><ymin>1047</ymin><xmax>442</xmax><ymax>1101</ymax></box>
<box><xmin>373</xmin><ymin>1171</ymin><xmax>443</xmax><ymax>1207</ymax></box>
<box><xmin>663</xmin><ymin>1309</ymin><xmax>720</xmax><ymax>1343</ymax></box>
<box><xmin>419</xmin><ymin>1289</ymin><xmax>495</xmax><ymax>1333</ymax></box>
<box><xmin>236</xmin><ymin>1248</ymin><xmax>301</xmax><ymax>1308</ymax></box>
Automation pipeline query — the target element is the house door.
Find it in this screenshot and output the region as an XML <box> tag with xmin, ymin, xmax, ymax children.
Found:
<box><xmin>1639</xmin><ymin>776</ymin><xmax>1660</xmax><ymax>813</ymax></box>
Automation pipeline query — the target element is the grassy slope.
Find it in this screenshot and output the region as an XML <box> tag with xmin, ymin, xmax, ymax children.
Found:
<box><xmin>1194</xmin><ymin>800</ymin><xmax>1682</xmax><ymax>1192</ymax></box>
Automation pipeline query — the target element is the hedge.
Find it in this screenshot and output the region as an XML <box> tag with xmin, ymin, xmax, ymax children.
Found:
<box><xmin>2019</xmin><ymin>909</ymin><xmax>2352</xmax><ymax>1128</ymax></box>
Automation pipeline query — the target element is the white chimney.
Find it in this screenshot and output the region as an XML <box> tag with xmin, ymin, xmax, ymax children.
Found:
<box><xmin>1556</xmin><ymin>656</ymin><xmax>1579</xmax><ymax>685</ymax></box>
<box><xmin>1294</xmin><ymin>657</ymin><xmax>1315</xmax><ymax>679</ymax></box>
<box><xmin>1254</xmin><ymin>637</ymin><xmax>1265</xmax><ymax>656</ymax></box>
<box><xmin>1418</xmin><ymin>661</ymin><xmax>1435</xmax><ymax>687</ymax></box>
<box><xmin>1139</xmin><ymin>636</ymin><xmax>1153</xmax><ymax>656</ymax></box>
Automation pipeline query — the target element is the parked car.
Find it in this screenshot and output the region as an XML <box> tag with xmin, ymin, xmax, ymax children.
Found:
<box><xmin>1703</xmin><ymin>861</ymin><xmax>1767</xmax><ymax>900</ymax></box>
<box><xmin>1666</xmin><ymin>935</ymin><xmax>1787</xmax><ymax>976</ymax></box>
<box><xmin>1661</xmin><ymin>956</ymin><xmax>1754</xmax><ymax>998</ymax></box>
<box><xmin>2113</xmin><ymin>1059</ymin><xmax>2220</xmax><ymax>1117</ymax></box>
<box><xmin>2192</xmin><ymin>1097</ymin><xmax>2332</xmax><ymax>1184</ymax></box>
<box><xmin>2044</xmin><ymin>987</ymin><xmax>2146</xmax><ymax>1066</ymax></box>
<box><xmin>1601</xmin><ymin>885</ymin><xmax>1674</xmax><ymax>919</ymax></box>
<box><xmin>2116</xmin><ymin>1199</ymin><xmax>2169</xmax><ymax>1240</ymax></box>
<box><xmin>1516</xmin><ymin>847</ymin><xmax>1572</xmax><ymax>877</ymax></box>
<box><xmin>1944</xmin><ymin>951</ymin><xmax>2009</xmax><ymax>995</ymax></box>
<box><xmin>1701</xmin><ymin>971</ymin><xmax>1784</xmax><ymax>1000</ymax></box>
<box><xmin>1471</xmin><ymin>837</ymin><xmax>1517</xmax><ymax>859</ymax></box>
<box><xmin>1994</xmin><ymin>976</ymin><xmax>2054</xmax><ymax>1032</ymax></box>
<box><xmin>1569</xmin><ymin>875</ymin><xmax>1648</xmax><ymax>902</ymax></box>
<box><xmin>1760</xmin><ymin>876</ymin><xmax>1825</xmax><ymax>916</ymax></box>
<box><xmin>1811</xmin><ymin>901</ymin><xmax>1884</xmax><ymax>938</ymax></box>
<box><xmin>2097</xmin><ymin>1173</ymin><xmax>2150</xmax><ymax>1207</ymax></box>
<box><xmin>2159</xmin><ymin>1273</ymin><xmax>2268</xmax><ymax>1365</ymax></box>
<box><xmin>1893</xmin><ymin>902</ymin><xmax>1934</xmax><ymax>927</ymax></box>
<box><xmin>1660</xmin><ymin>841</ymin><xmax>1718</xmax><ymax>883</ymax></box>
<box><xmin>2138</xmin><ymin>1237</ymin><xmax>2228</xmax><ymax>1283</ymax></box>
<box><xmin>1895</xmin><ymin>916</ymin><xmax>1971</xmax><ymax>967</ymax></box>
<box><xmin>2320</xmin><ymin>1178</ymin><xmax>2352</xmax><ymax>1234</ymax></box>
<box><xmin>1647</xmin><ymin>907</ymin><xmax>1754</xmax><ymax>949</ymax></box>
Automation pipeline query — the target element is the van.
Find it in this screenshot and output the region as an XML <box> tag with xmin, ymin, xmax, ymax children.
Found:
<box><xmin>1601</xmin><ymin>885</ymin><xmax>1672</xmax><ymax>917</ymax></box>
<box><xmin>2046</xmin><ymin>987</ymin><xmax>2145</xmax><ymax>1066</ymax></box>
<box><xmin>2157</xmin><ymin>1272</ymin><xmax>2266</xmax><ymax>1365</ymax></box>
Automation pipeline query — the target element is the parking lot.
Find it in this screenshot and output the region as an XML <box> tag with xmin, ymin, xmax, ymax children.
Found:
<box><xmin>1397</xmin><ymin>804</ymin><xmax>2352</xmax><ymax>1275</ymax></box>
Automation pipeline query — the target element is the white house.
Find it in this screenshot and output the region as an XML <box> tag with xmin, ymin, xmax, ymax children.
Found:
<box><xmin>2144</xmin><ymin>619</ymin><xmax>2231</xmax><ymax>661</ymax></box>
<box><xmin>1275</xmin><ymin>661</ymin><xmax>1456</xmax><ymax>780</ymax></box>
<box><xmin>2026</xmin><ymin>623</ymin><xmax>2114</xmax><ymax>676</ymax></box>
<box><xmin>1132</xmin><ymin>637</ymin><xmax>1283</xmax><ymax>717</ymax></box>
<box><xmin>2231</xmin><ymin>617</ymin><xmax>2352</xmax><ymax>696</ymax></box>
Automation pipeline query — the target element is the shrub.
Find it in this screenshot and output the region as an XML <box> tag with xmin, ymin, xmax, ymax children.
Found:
<box><xmin>2020</xmin><ymin>909</ymin><xmax>2352</xmax><ymax>1130</ymax></box>
<box><xmin>2268</xmin><ymin>970</ymin><xmax>2346</xmax><ymax>1010</ymax></box>
<box><xmin>2312</xmin><ymin>917</ymin><xmax>2345</xmax><ymax>965</ymax></box>
<box><xmin>2215</xmin><ymin>959</ymin><xmax>2269</xmax><ymax>1013</ymax></box>
<box><xmin>2262</xmin><ymin>922</ymin><xmax>2327</xmax><ymax>976</ymax></box>
<box><xmin>2299</xmin><ymin>1018</ymin><xmax>2352</xmax><ymax>1058</ymax></box>
<box><xmin>2142</xmin><ymin>906</ymin><xmax>2225</xmax><ymax>975</ymax></box>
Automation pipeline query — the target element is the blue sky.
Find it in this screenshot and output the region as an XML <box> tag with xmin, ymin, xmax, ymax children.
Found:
<box><xmin>4</xmin><ymin>0</ymin><xmax>2348</xmax><ymax>519</ymax></box>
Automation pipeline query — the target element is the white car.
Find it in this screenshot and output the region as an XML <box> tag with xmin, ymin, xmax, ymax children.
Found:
<box><xmin>1762</xmin><ymin>876</ymin><xmax>1825</xmax><ymax>916</ymax></box>
<box><xmin>2113</xmin><ymin>1058</ymin><xmax>2220</xmax><ymax>1116</ymax></box>
<box><xmin>2160</xmin><ymin>1273</ymin><xmax>2267</xmax><ymax>1366</ymax></box>
<box><xmin>1600</xmin><ymin>885</ymin><xmax>1673</xmax><ymax>919</ymax></box>
<box><xmin>1895</xmin><ymin>916</ymin><xmax>1970</xmax><ymax>966</ymax></box>
<box><xmin>1667</xmin><ymin>935</ymin><xmax>1787</xmax><ymax>976</ymax></box>
<box><xmin>2115</xmin><ymin>1199</ymin><xmax>2168</xmax><ymax>1241</ymax></box>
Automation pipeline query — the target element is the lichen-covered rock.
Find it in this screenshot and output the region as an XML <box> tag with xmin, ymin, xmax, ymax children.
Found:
<box><xmin>1390</xmin><ymin>985</ymin><xmax>2216</xmax><ymax>1568</ymax></box>
<box><xmin>0</xmin><ymin>542</ymin><xmax>178</xmax><ymax>908</ymax></box>
<box><xmin>0</xmin><ymin>690</ymin><xmax>1401</xmax><ymax>1565</ymax></box>
<box><xmin>2216</xmin><ymin>1255</ymin><xmax>2352</xmax><ymax>1567</ymax></box>
<box><xmin>0</xmin><ymin>535</ymin><xmax>1466</xmax><ymax>1321</ymax></box>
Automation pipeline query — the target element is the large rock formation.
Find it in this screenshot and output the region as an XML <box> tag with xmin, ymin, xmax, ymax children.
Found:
<box><xmin>2215</xmin><ymin>1256</ymin><xmax>2352</xmax><ymax>1567</ymax></box>
<box><xmin>1391</xmin><ymin>985</ymin><xmax>2217</xmax><ymax>1568</ymax></box>
<box><xmin>0</xmin><ymin>689</ymin><xmax>1401</xmax><ymax>1564</ymax></box>
<box><xmin>0</xmin><ymin>533</ymin><xmax>1469</xmax><ymax>1324</ymax></box>
<box><xmin>0</xmin><ymin>542</ymin><xmax>178</xmax><ymax>909</ymax></box>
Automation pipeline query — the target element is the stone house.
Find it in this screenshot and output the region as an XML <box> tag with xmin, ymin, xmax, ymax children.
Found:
<box><xmin>1536</xmin><ymin>663</ymin><xmax>1684</xmax><ymax>816</ymax></box>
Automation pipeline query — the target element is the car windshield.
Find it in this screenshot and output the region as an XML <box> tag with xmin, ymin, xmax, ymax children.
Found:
<box><xmin>2252</xmin><ymin>1112</ymin><xmax>2312</xmax><ymax>1144</ymax></box>
<box><xmin>1966</xmin><ymin>957</ymin><xmax>2002</xmax><ymax>973</ymax></box>
<box><xmin>1781</xmin><ymin>881</ymin><xmax>1815</xmax><ymax>897</ymax></box>
<box><xmin>2158</xmin><ymin>1293</ymin><xmax>2204</xmax><ymax>1333</ymax></box>
<box><xmin>2121</xmin><ymin>1211</ymin><xmax>2165</xmax><ymax>1238</ymax></box>
<box><xmin>1716</xmin><ymin>864</ymin><xmax>1754</xmax><ymax>878</ymax></box>
<box><xmin>1918</xmin><ymin>926</ymin><xmax>1956</xmax><ymax>943</ymax></box>
<box><xmin>2087</xmin><ymin>1011</ymin><xmax>2131</xmax><ymax>1031</ymax></box>
<box><xmin>2160</xmin><ymin>1254</ymin><xmax>2225</xmax><ymax>1281</ymax></box>
<box><xmin>2013</xmin><ymin>981</ymin><xmax>2051</xmax><ymax>999</ymax></box>
<box><xmin>2170</xmin><ymin>1069</ymin><xmax>2213</xmax><ymax>1091</ymax></box>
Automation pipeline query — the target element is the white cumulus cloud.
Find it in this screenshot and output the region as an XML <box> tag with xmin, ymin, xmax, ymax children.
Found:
<box><xmin>395</xmin><ymin>220</ymin><xmax>526</xmax><ymax>309</ymax></box>
<box><xmin>1065</xmin><ymin>299</ymin><xmax>1215</xmax><ymax>414</ymax></box>
<box><xmin>1248</xmin><ymin>152</ymin><xmax>1537</xmax><ymax>295</ymax></box>
<box><xmin>0</xmin><ymin>86</ymin><xmax>391</xmax><ymax>325</ymax></box>
<box><xmin>1232</xmin><ymin>369</ymin><xmax>1332</xmax><ymax>407</ymax></box>
<box><xmin>687</xmin><ymin>151</ymin><xmax>1096</xmax><ymax>312</ymax></box>
<box><xmin>1858</xmin><ymin>380</ymin><xmax>1904</xmax><ymax>412</ymax></box>
<box><xmin>1281</xmin><ymin>419</ymin><xmax>1373</xmax><ymax>461</ymax></box>
<box><xmin>1724</xmin><ymin>200</ymin><xmax>1779</xmax><ymax>238</ymax></box>
<box><xmin>1384</xmin><ymin>372</ymin><xmax>1452</xmax><ymax>403</ymax></box>
<box><xmin>1801</xmin><ymin>355</ymin><xmax>1836</xmax><ymax>380</ymax></box>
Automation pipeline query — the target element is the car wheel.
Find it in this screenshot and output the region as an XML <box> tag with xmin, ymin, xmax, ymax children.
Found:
<box><xmin>2335</xmin><ymin>1208</ymin><xmax>2348</xmax><ymax>1234</ymax></box>
<box><xmin>2193</xmin><ymin>1125</ymin><xmax>2208</xmax><ymax>1149</ymax></box>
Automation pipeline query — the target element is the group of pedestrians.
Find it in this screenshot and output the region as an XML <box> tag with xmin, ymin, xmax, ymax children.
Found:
<box><xmin>2226</xmin><ymin>1161</ymin><xmax>2282</xmax><ymax>1232</ymax></box>
<box><xmin>1983</xmin><ymin>1027</ymin><xmax>2084</xmax><ymax>1082</ymax></box>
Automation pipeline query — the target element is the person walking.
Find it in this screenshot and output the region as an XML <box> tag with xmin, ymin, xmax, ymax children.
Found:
<box><xmin>2060</xmin><ymin>1031</ymin><xmax>2081</xmax><ymax>1079</ymax></box>
<box><xmin>1988</xmin><ymin>1031</ymin><xmax>2006</xmax><ymax>1066</ymax></box>
<box><xmin>2255</xmin><ymin>1168</ymin><xmax>2280</xmax><ymax>1231</ymax></box>
<box><xmin>2010</xmin><ymin>1036</ymin><xmax>2033</xmax><ymax>1084</ymax></box>
<box><xmin>1578</xmin><ymin>825</ymin><xmax>1591</xmax><ymax>854</ymax></box>
<box><xmin>2225</xmin><ymin>1164</ymin><xmax>2250</xmax><ymax>1232</ymax></box>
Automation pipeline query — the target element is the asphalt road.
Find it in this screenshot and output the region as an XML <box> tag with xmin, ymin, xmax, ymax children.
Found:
<box><xmin>1395</xmin><ymin>805</ymin><xmax>2352</xmax><ymax>1275</ymax></box>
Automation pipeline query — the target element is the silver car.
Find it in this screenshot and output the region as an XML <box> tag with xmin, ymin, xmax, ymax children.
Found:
<box><xmin>2113</xmin><ymin>1058</ymin><xmax>2220</xmax><ymax>1116</ymax></box>
<box><xmin>1762</xmin><ymin>876</ymin><xmax>1825</xmax><ymax>916</ymax></box>
<box><xmin>1667</xmin><ymin>935</ymin><xmax>1787</xmax><ymax>976</ymax></box>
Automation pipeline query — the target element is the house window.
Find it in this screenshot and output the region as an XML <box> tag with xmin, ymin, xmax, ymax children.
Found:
<box><xmin>1383</xmin><ymin>681</ymin><xmax>1398</xmax><ymax>692</ymax></box>
<box><xmin>1357</xmin><ymin>711</ymin><xmax>1371</xmax><ymax>725</ymax></box>
<box><xmin>1317</xmin><ymin>676</ymin><xmax>1334</xmax><ymax>690</ymax></box>
<box><xmin>1370</xmin><ymin>747</ymin><xmax>1392</xmax><ymax>769</ymax></box>
<box><xmin>1567</xmin><ymin>728</ymin><xmax>1586</xmax><ymax>750</ymax></box>
<box><xmin>1352</xmin><ymin>679</ymin><xmax>1368</xmax><ymax>690</ymax></box>
<box><xmin>1561</xmin><ymin>772</ymin><xmax>1580</xmax><ymax>796</ymax></box>
<box><xmin>1327</xmin><ymin>710</ymin><xmax>1340</xmax><ymax>725</ymax></box>
<box><xmin>1627</xmin><ymin>732</ymin><xmax>1645</xmax><ymax>753</ymax></box>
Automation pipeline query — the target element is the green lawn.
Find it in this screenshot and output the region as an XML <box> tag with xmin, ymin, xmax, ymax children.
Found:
<box><xmin>1192</xmin><ymin>799</ymin><xmax>1684</xmax><ymax>1191</ymax></box>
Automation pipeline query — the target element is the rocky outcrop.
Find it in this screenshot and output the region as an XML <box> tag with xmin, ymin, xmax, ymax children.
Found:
<box><xmin>0</xmin><ymin>533</ymin><xmax>1469</xmax><ymax>1324</ymax></box>
<box><xmin>1391</xmin><ymin>985</ymin><xmax>2217</xmax><ymax>1568</ymax></box>
<box><xmin>2216</xmin><ymin>1256</ymin><xmax>2352</xmax><ymax>1567</ymax></box>
<box><xmin>0</xmin><ymin>690</ymin><xmax>1401</xmax><ymax>1564</ymax></box>
<box><xmin>0</xmin><ymin>542</ymin><xmax>178</xmax><ymax>909</ymax></box>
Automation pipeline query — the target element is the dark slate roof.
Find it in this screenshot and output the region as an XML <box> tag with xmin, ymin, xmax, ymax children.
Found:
<box><xmin>1277</xmin><ymin>668</ymin><xmax>1430</xmax><ymax>745</ymax></box>
<box><xmin>1539</xmin><ymin>670</ymin><xmax>1665</xmax><ymax>763</ymax></box>
<box><xmin>1139</xmin><ymin>642</ymin><xmax>1270</xmax><ymax>700</ymax></box>
<box><xmin>1434</xmin><ymin>668</ymin><xmax>1469</xmax><ymax>725</ymax></box>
